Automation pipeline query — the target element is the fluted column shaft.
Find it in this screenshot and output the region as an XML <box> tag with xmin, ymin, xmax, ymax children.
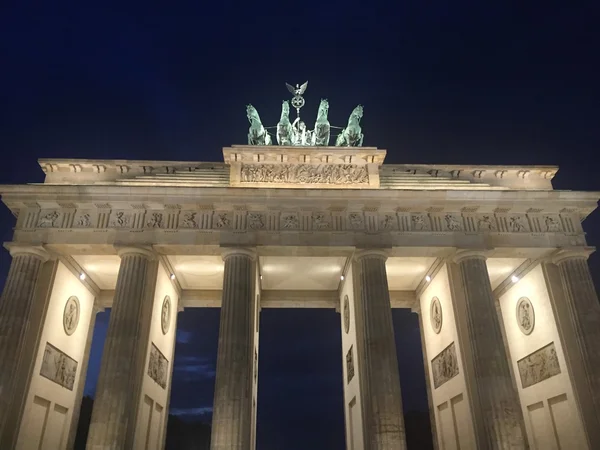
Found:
<box><xmin>87</xmin><ymin>247</ymin><xmax>157</xmax><ymax>449</ymax></box>
<box><xmin>453</xmin><ymin>251</ymin><xmax>525</xmax><ymax>449</ymax></box>
<box><xmin>553</xmin><ymin>251</ymin><xmax>600</xmax><ymax>443</ymax></box>
<box><xmin>0</xmin><ymin>246</ymin><xmax>49</xmax><ymax>435</ymax></box>
<box><xmin>211</xmin><ymin>248</ymin><xmax>255</xmax><ymax>450</ymax></box>
<box><xmin>356</xmin><ymin>250</ymin><xmax>406</xmax><ymax>450</ymax></box>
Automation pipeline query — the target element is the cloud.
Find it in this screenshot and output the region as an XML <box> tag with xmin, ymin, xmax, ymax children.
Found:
<box><xmin>176</xmin><ymin>329</ymin><xmax>194</xmax><ymax>344</ymax></box>
<box><xmin>174</xmin><ymin>355</ymin><xmax>216</xmax><ymax>381</ymax></box>
<box><xmin>170</xmin><ymin>406</ymin><xmax>213</xmax><ymax>418</ymax></box>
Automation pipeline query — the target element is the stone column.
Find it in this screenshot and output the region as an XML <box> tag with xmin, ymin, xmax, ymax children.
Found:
<box><xmin>450</xmin><ymin>250</ymin><xmax>526</xmax><ymax>449</ymax></box>
<box><xmin>211</xmin><ymin>248</ymin><xmax>256</xmax><ymax>450</ymax></box>
<box><xmin>355</xmin><ymin>249</ymin><xmax>406</xmax><ymax>450</ymax></box>
<box><xmin>86</xmin><ymin>247</ymin><xmax>158</xmax><ymax>449</ymax></box>
<box><xmin>0</xmin><ymin>245</ymin><xmax>49</xmax><ymax>436</ymax></box>
<box><xmin>544</xmin><ymin>249</ymin><xmax>600</xmax><ymax>448</ymax></box>
<box><xmin>412</xmin><ymin>305</ymin><xmax>439</xmax><ymax>450</ymax></box>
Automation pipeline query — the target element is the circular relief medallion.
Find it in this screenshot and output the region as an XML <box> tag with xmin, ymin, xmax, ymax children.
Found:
<box><xmin>430</xmin><ymin>297</ymin><xmax>443</xmax><ymax>334</ymax></box>
<box><xmin>343</xmin><ymin>295</ymin><xmax>350</xmax><ymax>334</ymax></box>
<box><xmin>161</xmin><ymin>295</ymin><xmax>171</xmax><ymax>335</ymax></box>
<box><xmin>63</xmin><ymin>296</ymin><xmax>80</xmax><ymax>336</ymax></box>
<box><xmin>516</xmin><ymin>297</ymin><xmax>535</xmax><ymax>335</ymax></box>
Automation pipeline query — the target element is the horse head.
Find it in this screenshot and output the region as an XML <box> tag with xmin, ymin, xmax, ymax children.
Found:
<box><xmin>317</xmin><ymin>99</ymin><xmax>329</xmax><ymax>121</ymax></box>
<box><xmin>247</xmin><ymin>104</ymin><xmax>260</xmax><ymax>125</ymax></box>
<box><xmin>351</xmin><ymin>105</ymin><xmax>363</xmax><ymax>121</ymax></box>
<box><xmin>280</xmin><ymin>101</ymin><xmax>290</xmax><ymax>120</ymax></box>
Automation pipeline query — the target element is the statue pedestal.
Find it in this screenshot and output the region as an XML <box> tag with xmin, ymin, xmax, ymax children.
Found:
<box><xmin>223</xmin><ymin>145</ymin><xmax>386</xmax><ymax>189</ymax></box>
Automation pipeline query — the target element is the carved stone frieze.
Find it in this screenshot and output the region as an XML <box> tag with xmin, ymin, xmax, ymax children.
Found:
<box><xmin>214</xmin><ymin>212</ymin><xmax>231</xmax><ymax>229</ymax></box>
<box><xmin>179</xmin><ymin>211</ymin><xmax>198</xmax><ymax>228</ymax></box>
<box><xmin>109</xmin><ymin>211</ymin><xmax>131</xmax><ymax>228</ymax></box>
<box><xmin>74</xmin><ymin>212</ymin><xmax>93</xmax><ymax>228</ymax></box>
<box><xmin>281</xmin><ymin>213</ymin><xmax>299</xmax><ymax>230</ymax></box>
<box><xmin>348</xmin><ymin>212</ymin><xmax>364</xmax><ymax>230</ymax></box>
<box><xmin>517</xmin><ymin>342</ymin><xmax>561</xmax><ymax>388</ymax></box>
<box><xmin>38</xmin><ymin>210</ymin><xmax>61</xmax><ymax>228</ymax></box>
<box><xmin>411</xmin><ymin>213</ymin><xmax>430</xmax><ymax>231</ymax></box>
<box><xmin>477</xmin><ymin>214</ymin><xmax>497</xmax><ymax>231</ymax></box>
<box><xmin>444</xmin><ymin>213</ymin><xmax>462</xmax><ymax>231</ymax></box>
<box><xmin>40</xmin><ymin>342</ymin><xmax>78</xmax><ymax>390</ymax></box>
<box><xmin>248</xmin><ymin>212</ymin><xmax>265</xmax><ymax>230</ymax></box>
<box><xmin>379</xmin><ymin>214</ymin><xmax>396</xmax><ymax>231</ymax></box>
<box><xmin>146</xmin><ymin>212</ymin><xmax>164</xmax><ymax>228</ymax></box>
<box><xmin>432</xmin><ymin>342</ymin><xmax>459</xmax><ymax>389</ymax></box>
<box><xmin>312</xmin><ymin>212</ymin><xmax>331</xmax><ymax>230</ymax></box>
<box><xmin>148</xmin><ymin>343</ymin><xmax>168</xmax><ymax>389</ymax></box>
<box><xmin>240</xmin><ymin>163</ymin><xmax>369</xmax><ymax>185</ymax></box>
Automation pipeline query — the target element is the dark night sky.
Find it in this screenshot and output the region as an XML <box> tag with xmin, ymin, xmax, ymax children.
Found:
<box><xmin>1</xmin><ymin>1</ymin><xmax>600</xmax><ymax>449</ymax></box>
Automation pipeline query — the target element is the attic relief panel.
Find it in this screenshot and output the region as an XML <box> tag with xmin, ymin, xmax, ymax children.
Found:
<box><xmin>240</xmin><ymin>163</ymin><xmax>369</xmax><ymax>185</ymax></box>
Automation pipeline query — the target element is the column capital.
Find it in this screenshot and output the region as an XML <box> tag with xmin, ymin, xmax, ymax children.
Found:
<box><xmin>551</xmin><ymin>247</ymin><xmax>595</xmax><ymax>265</ymax></box>
<box><xmin>221</xmin><ymin>247</ymin><xmax>256</xmax><ymax>261</ymax></box>
<box><xmin>115</xmin><ymin>245</ymin><xmax>155</xmax><ymax>259</ymax></box>
<box><xmin>4</xmin><ymin>244</ymin><xmax>50</xmax><ymax>262</ymax></box>
<box><xmin>452</xmin><ymin>249</ymin><xmax>489</xmax><ymax>264</ymax></box>
<box><xmin>355</xmin><ymin>248</ymin><xmax>389</xmax><ymax>261</ymax></box>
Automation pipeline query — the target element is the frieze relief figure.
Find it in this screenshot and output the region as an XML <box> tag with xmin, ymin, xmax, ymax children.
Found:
<box><xmin>180</xmin><ymin>212</ymin><xmax>198</xmax><ymax>228</ymax></box>
<box><xmin>282</xmin><ymin>214</ymin><xmax>299</xmax><ymax>229</ymax></box>
<box><xmin>444</xmin><ymin>214</ymin><xmax>462</xmax><ymax>231</ymax></box>
<box><xmin>215</xmin><ymin>213</ymin><xmax>231</xmax><ymax>228</ymax></box>
<box><xmin>411</xmin><ymin>214</ymin><xmax>429</xmax><ymax>231</ymax></box>
<box><xmin>38</xmin><ymin>211</ymin><xmax>60</xmax><ymax>228</ymax></box>
<box><xmin>75</xmin><ymin>213</ymin><xmax>91</xmax><ymax>227</ymax></box>
<box><xmin>147</xmin><ymin>212</ymin><xmax>164</xmax><ymax>228</ymax></box>
<box><xmin>544</xmin><ymin>215</ymin><xmax>561</xmax><ymax>232</ymax></box>
<box><xmin>248</xmin><ymin>213</ymin><xmax>265</xmax><ymax>230</ymax></box>
<box><xmin>380</xmin><ymin>214</ymin><xmax>395</xmax><ymax>230</ymax></box>
<box><xmin>477</xmin><ymin>215</ymin><xmax>496</xmax><ymax>231</ymax></box>
<box><xmin>348</xmin><ymin>213</ymin><xmax>364</xmax><ymax>229</ymax></box>
<box><xmin>312</xmin><ymin>213</ymin><xmax>330</xmax><ymax>230</ymax></box>
<box><xmin>110</xmin><ymin>211</ymin><xmax>130</xmax><ymax>228</ymax></box>
<box><xmin>509</xmin><ymin>216</ymin><xmax>527</xmax><ymax>232</ymax></box>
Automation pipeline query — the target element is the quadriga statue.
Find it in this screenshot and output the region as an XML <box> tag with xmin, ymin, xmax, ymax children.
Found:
<box><xmin>335</xmin><ymin>105</ymin><xmax>364</xmax><ymax>147</ymax></box>
<box><xmin>246</xmin><ymin>104</ymin><xmax>272</xmax><ymax>146</ymax></box>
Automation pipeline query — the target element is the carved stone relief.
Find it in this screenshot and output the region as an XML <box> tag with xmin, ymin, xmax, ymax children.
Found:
<box><xmin>214</xmin><ymin>212</ymin><xmax>231</xmax><ymax>229</ymax></box>
<box><xmin>517</xmin><ymin>342</ymin><xmax>561</xmax><ymax>389</ymax></box>
<box><xmin>444</xmin><ymin>214</ymin><xmax>462</xmax><ymax>231</ymax></box>
<box><xmin>63</xmin><ymin>296</ymin><xmax>80</xmax><ymax>336</ymax></box>
<box><xmin>38</xmin><ymin>211</ymin><xmax>60</xmax><ymax>228</ymax></box>
<box><xmin>477</xmin><ymin>214</ymin><xmax>496</xmax><ymax>231</ymax></box>
<box><xmin>343</xmin><ymin>295</ymin><xmax>350</xmax><ymax>334</ymax></box>
<box><xmin>430</xmin><ymin>297</ymin><xmax>442</xmax><ymax>334</ymax></box>
<box><xmin>240</xmin><ymin>163</ymin><xmax>369</xmax><ymax>185</ymax></box>
<box><xmin>411</xmin><ymin>213</ymin><xmax>429</xmax><ymax>231</ymax></box>
<box><xmin>147</xmin><ymin>212</ymin><xmax>164</xmax><ymax>228</ymax></box>
<box><xmin>346</xmin><ymin>345</ymin><xmax>355</xmax><ymax>383</ymax></box>
<box><xmin>74</xmin><ymin>212</ymin><xmax>92</xmax><ymax>227</ymax></box>
<box><xmin>180</xmin><ymin>211</ymin><xmax>198</xmax><ymax>228</ymax></box>
<box><xmin>516</xmin><ymin>297</ymin><xmax>535</xmax><ymax>335</ymax></box>
<box><xmin>40</xmin><ymin>342</ymin><xmax>78</xmax><ymax>390</ymax></box>
<box><xmin>248</xmin><ymin>212</ymin><xmax>265</xmax><ymax>230</ymax></box>
<box><xmin>161</xmin><ymin>295</ymin><xmax>171</xmax><ymax>335</ymax></box>
<box><xmin>380</xmin><ymin>214</ymin><xmax>395</xmax><ymax>230</ymax></box>
<box><xmin>509</xmin><ymin>215</ymin><xmax>527</xmax><ymax>232</ymax></box>
<box><xmin>348</xmin><ymin>212</ymin><xmax>364</xmax><ymax>230</ymax></box>
<box><xmin>148</xmin><ymin>343</ymin><xmax>169</xmax><ymax>389</ymax></box>
<box><xmin>109</xmin><ymin>211</ymin><xmax>131</xmax><ymax>228</ymax></box>
<box><xmin>312</xmin><ymin>212</ymin><xmax>330</xmax><ymax>230</ymax></box>
<box><xmin>281</xmin><ymin>213</ymin><xmax>299</xmax><ymax>229</ymax></box>
<box><xmin>432</xmin><ymin>342</ymin><xmax>459</xmax><ymax>389</ymax></box>
<box><xmin>543</xmin><ymin>215</ymin><xmax>562</xmax><ymax>232</ymax></box>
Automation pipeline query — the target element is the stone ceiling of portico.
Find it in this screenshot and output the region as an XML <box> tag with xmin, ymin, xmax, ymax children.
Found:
<box><xmin>72</xmin><ymin>253</ymin><xmax>526</xmax><ymax>295</ymax></box>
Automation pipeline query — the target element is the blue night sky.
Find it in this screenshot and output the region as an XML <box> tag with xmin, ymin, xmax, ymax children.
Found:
<box><xmin>1</xmin><ymin>1</ymin><xmax>599</xmax><ymax>449</ymax></box>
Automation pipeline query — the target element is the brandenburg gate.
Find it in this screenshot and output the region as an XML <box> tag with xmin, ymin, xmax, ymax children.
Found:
<box><xmin>1</xmin><ymin>85</ymin><xmax>600</xmax><ymax>450</ymax></box>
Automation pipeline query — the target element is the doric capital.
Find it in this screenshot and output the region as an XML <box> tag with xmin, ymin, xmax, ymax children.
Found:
<box><xmin>5</xmin><ymin>244</ymin><xmax>50</xmax><ymax>262</ymax></box>
<box><xmin>115</xmin><ymin>245</ymin><xmax>155</xmax><ymax>260</ymax></box>
<box><xmin>221</xmin><ymin>247</ymin><xmax>256</xmax><ymax>261</ymax></box>
<box><xmin>355</xmin><ymin>248</ymin><xmax>389</xmax><ymax>262</ymax></box>
<box><xmin>551</xmin><ymin>247</ymin><xmax>595</xmax><ymax>265</ymax></box>
<box><xmin>452</xmin><ymin>249</ymin><xmax>489</xmax><ymax>264</ymax></box>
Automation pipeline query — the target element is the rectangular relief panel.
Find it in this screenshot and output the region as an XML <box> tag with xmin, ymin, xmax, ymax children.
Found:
<box><xmin>432</xmin><ymin>342</ymin><xmax>459</xmax><ymax>389</ymax></box>
<box><xmin>517</xmin><ymin>342</ymin><xmax>561</xmax><ymax>389</ymax></box>
<box><xmin>147</xmin><ymin>343</ymin><xmax>169</xmax><ymax>389</ymax></box>
<box><xmin>438</xmin><ymin>401</ymin><xmax>458</xmax><ymax>450</ymax></box>
<box><xmin>348</xmin><ymin>397</ymin><xmax>357</xmax><ymax>450</ymax></box>
<box><xmin>346</xmin><ymin>346</ymin><xmax>355</xmax><ymax>383</ymax></box>
<box><xmin>40</xmin><ymin>342</ymin><xmax>78</xmax><ymax>391</ymax></box>
<box><xmin>43</xmin><ymin>403</ymin><xmax>69</xmax><ymax>450</ymax></box>
<box><xmin>27</xmin><ymin>396</ymin><xmax>51</xmax><ymax>448</ymax></box>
